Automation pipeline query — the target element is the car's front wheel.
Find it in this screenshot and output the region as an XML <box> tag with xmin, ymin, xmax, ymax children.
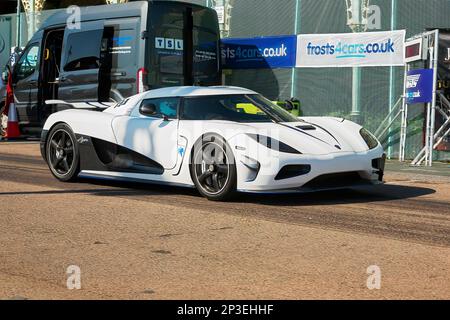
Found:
<box><xmin>190</xmin><ymin>134</ymin><xmax>237</xmax><ymax>201</ymax></box>
<box><xmin>46</xmin><ymin>123</ymin><xmax>80</xmax><ymax>182</ymax></box>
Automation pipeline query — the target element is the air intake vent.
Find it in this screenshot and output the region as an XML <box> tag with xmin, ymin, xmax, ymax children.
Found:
<box><xmin>275</xmin><ymin>165</ymin><xmax>311</xmax><ymax>180</ymax></box>
<box><xmin>372</xmin><ymin>154</ymin><xmax>386</xmax><ymax>171</ymax></box>
<box><xmin>296</xmin><ymin>125</ymin><xmax>316</xmax><ymax>130</ymax></box>
<box><xmin>303</xmin><ymin>172</ymin><xmax>363</xmax><ymax>189</ymax></box>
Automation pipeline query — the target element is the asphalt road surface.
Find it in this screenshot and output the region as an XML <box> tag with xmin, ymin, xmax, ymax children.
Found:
<box><xmin>0</xmin><ymin>142</ymin><xmax>449</xmax><ymax>299</ymax></box>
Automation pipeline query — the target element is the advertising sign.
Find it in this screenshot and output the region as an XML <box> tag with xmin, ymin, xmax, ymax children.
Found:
<box><xmin>406</xmin><ymin>69</ymin><xmax>434</xmax><ymax>104</ymax></box>
<box><xmin>215</xmin><ymin>6</ymin><xmax>225</xmax><ymax>24</ymax></box>
<box><xmin>405</xmin><ymin>37</ymin><xmax>425</xmax><ymax>63</ymax></box>
<box><xmin>221</xmin><ymin>35</ymin><xmax>297</xmax><ymax>69</ymax></box>
<box><xmin>296</xmin><ymin>30</ymin><xmax>406</xmax><ymax>68</ymax></box>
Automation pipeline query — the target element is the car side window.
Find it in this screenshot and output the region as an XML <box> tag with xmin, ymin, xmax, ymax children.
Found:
<box><xmin>140</xmin><ymin>98</ymin><xmax>179</xmax><ymax>119</ymax></box>
<box><xmin>14</xmin><ymin>44</ymin><xmax>40</xmax><ymax>81</ymax></box>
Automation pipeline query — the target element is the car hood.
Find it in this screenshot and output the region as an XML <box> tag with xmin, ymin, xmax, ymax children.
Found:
<box><xmin>214</xmin><ymin>118</ymin><xmax>369</xmax><ymax>155</ymax></box>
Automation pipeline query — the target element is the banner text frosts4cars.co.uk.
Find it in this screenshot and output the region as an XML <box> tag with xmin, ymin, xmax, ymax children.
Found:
<box><xmin>296</xmin><ymin>30</ymin><xmax>405</xmax><ymax>67</ymax></box>
<box><xmin>221</xmin><ymin>35</ymin><xmax>297</xmax><ymax>69</ymax></box>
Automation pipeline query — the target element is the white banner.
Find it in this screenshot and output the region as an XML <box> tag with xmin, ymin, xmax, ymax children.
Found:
<box><xmin>296</xmin><ymin>30</ymin><xmax>406</xmax><ymax>68</ymax></box>
<box><xmin>215</xmin><ymin>6</ymin><xmax>225</xmax><ymax>24</ymax></box>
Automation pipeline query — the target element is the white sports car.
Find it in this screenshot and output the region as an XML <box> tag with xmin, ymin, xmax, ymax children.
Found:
<box><xmin>41</xmin><ymin>86</ymin><xmax>385</xmax><ymax>201</ymax></box>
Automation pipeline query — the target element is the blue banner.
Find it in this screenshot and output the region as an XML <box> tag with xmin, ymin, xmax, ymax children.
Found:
<box><xmin>221</xmin><ymin>35</ymin><xmax>297</xmax><ymax>69</ymax></box>
<box><xmin>406</xmin><ymin>69</ymin><xmax>434</xmax><ymax>104</ymax></box>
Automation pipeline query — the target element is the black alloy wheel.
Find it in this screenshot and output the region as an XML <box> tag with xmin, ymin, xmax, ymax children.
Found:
<box><xmin>191</xmin><ymin>134</ymin><xmax>237</xmax><ymax>201</ymax></box>
<box><xmin>46</xmin><ymin>123</ymin><xmax>80</xmax><ymax>181</ymax></box>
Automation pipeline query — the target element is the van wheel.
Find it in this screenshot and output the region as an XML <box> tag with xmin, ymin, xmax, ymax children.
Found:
<box><xmin>190</xmin><ymin>134</ymin><xmax>237</xmax><ymax>201</ymax></box>
<box><xmin>46</xmin><ymin>123</ymin><xmax>80</xmax><ymax>182</ymax></box>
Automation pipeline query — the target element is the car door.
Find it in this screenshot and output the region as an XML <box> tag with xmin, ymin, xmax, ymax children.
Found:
<box><xmin>58</xmin><ymin>21</ymin><xmax>104</xmax><ymax>102</ymax></box>
<box><xmin>13</xmin><ymin>42</ymin><xmax>41</xmax><ymax>125</ymax></box>
<box><xmin>112</xmin><ymin>97</ymin><xmax>180</xmax><ymax>170</ymax></box>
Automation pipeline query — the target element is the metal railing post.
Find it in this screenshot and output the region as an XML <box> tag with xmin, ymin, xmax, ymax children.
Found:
<box><xmin>428</xmin><ymin>30</ymin><xmax>439</xmax><ymax>166</ymax></box>
<box><xmin>16</xmin><ymin>0</ymin><xmax>21</xmax><ymax>46</ymax></box>
<box><xmin>399</xmin><ymin>64</ymin><xmax>409</xmax><ymax>162</ymax></box>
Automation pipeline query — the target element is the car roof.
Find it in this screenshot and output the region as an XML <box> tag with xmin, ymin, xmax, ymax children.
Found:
<box><xmin>104</xmin><ymin>86</ymin><xmax>259</xmax><ymax>116</ymax></box>
<box><xmin>137</xmin><ymin>86</ymin><xmax>258</xmax><ymax>100</ymax></box>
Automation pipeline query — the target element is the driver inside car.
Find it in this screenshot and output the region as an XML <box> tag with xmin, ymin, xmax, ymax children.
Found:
<box><xmin>159</xmin><ymin>101</ymin><xmax>177</xmax><ymax>118</ymax></box>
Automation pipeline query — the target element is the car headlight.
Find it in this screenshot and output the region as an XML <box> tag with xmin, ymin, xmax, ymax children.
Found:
<box><xmin>359</xmin><ymin>128</ymin><xmax>379</xmax><ymax>150</ymax></box>
<box><xmin>246</xmin><ymin>134</ymin><xmax>301</xmax><ymax>154</ymax></box>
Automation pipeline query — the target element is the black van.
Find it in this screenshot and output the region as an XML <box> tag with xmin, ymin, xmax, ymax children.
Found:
<box><xmin>0</xmin><ymin>0</ymin><xmax>221</xmax><ymax>134</ymax></box>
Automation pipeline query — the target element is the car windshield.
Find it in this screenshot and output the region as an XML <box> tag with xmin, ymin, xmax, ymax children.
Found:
<box><xmin>181</xmin><ymin>94</ymin><xmax>299</xmax><ymax>123</ymax></box>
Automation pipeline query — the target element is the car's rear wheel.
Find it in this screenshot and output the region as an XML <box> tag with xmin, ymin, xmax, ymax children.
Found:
<box><xmin>46</xmin><ymin>123</ymin><xmax>80</xmax><ymax>182</ymax></box>
<box><xmin>191</xmin><ymin>134</ymin><xmax>237</xmax><ymax>201</ymax></box>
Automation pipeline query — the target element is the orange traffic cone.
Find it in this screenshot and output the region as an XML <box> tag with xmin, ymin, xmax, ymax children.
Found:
<box><xmin>5</xmin><ymin>102</ymin><xmax>21</xmax><ymax>139</ymax></box>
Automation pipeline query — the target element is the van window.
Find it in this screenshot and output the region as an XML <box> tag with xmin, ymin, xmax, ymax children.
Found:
<box><xmin>146</xmin><ymin>2</ymin><xmax>221</xmax><ymax>88</ymax></box>
<box><xmin>151</xmin><ymin>8</ymin><xmax>185</xmax><ymax>85</ymax></box>
<box><xmin>192</xmin><ymin>7</ymin><xmax>220</xmax><ymax>85</ymax></box>
<box><xmin>15</xmin><ymin>44</ymin><xmax>40</xmax><ymax>80</ymax></box>
<box><xmin>101</xmin><ymin>28</ymin><xmax>136</xmax><ymax>70</ymax></box>
<box><xmin>63</xmin><ymin>29</ymin><xmax>103</xmax><ymax>72</ymax></box>
<box><xmin>98</xmin><ymin>20</ymin><xmax>139</xmax><ymax>101</ymax></box>
<box><xmin>193</xmin><ymin>28</ymin><xmax>219</xmax><ymax>83</ymax></box>
<box><xmin>158</xmin><ymin>28</ymin><xmax>184</xmax><ymax>76</ymax></box>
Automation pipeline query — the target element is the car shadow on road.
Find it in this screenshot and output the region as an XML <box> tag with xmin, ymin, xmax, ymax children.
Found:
<box><xmin>73</xmin><ymin>178</ymin><xmax>437</xmax><ymax>207</ymax></box>
<box><xmin>0</xmin><ymin>169</ymin><xmax>437</xmax><ymax>207</ymax></box>
<box><xmin>233</xmin><ymin>184</ymin><xmax>438</xmax><ymax>207</ymax></box>
<box><xmin>0</xmin><ymin>153</ymin><xmax>440</xmax><ymax>206</ymax></box>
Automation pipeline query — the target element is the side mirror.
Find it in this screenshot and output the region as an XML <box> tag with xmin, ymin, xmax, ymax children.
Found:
<box><xmin>139</xmin><ymin>103</ymin><xmax>157</xmax><ymax>116</ymax></box>
<box><xmin>282</xmin><ymin>100</ymin><xmax>294</xmax><ymax>111</ymax></box>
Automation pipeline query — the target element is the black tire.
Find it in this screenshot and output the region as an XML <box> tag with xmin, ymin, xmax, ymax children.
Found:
<box><xmin>46</xmin><ymin>123</ymin><xmax>80</xmax><ymax>182</ymax></box>
<box><xmin>190</xmin><ymin>134</ymin><xmax>237</xmax><ymax>201</ymax></box>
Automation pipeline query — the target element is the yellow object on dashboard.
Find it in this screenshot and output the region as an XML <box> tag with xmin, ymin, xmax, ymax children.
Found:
<box><xmin>236</xmin><ymin>103</ymin><xmax>263</xmax><ymax>115</ymax></box>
